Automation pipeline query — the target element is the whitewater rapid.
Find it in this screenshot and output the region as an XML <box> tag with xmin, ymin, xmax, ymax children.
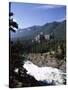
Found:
<box><xmin>23</xmin><ymin>60</ymin><xmax>66</xmax><ymax>85</ymax></box>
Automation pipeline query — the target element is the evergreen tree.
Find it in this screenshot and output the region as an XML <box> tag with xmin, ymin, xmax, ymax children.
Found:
<box><xmin>9</xmin><ymin>2</ymin><xmax>18</xmax><ymax>32</ymax></box>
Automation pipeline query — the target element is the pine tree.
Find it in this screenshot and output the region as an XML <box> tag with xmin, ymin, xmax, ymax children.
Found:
<box><xmin>9</xmin><ymin>2</ymin><xmax>18</xmax><ymax>32</ymax></box>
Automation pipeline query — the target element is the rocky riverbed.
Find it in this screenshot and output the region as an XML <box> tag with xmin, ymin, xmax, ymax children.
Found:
<box><xmin>9</xmin><ymin>52</ymin><xmax>66</xmax><ymax>88</ymax></box>
<box><xmin>23</xmin><ymin>52</ymin><xmax>66</xmax><ymax>73</ymax></box>
<box><xmin>9</xmin><ymin>58</ymin><xmax>66</xmax><ymax>88</ymax></box>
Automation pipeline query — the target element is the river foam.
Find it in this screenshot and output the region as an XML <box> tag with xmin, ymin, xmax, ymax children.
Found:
<box><xmin>23</xmin><ymin>60</ymin><xmax>66</xmax><ymax>85</ymax></box>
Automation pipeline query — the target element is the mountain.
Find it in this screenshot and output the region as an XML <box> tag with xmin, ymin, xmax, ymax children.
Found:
<box><xmin>54</xmin><ymin>20</ymin><xmax>66</xmax><ymax>40</ymax></box>
<box><xmin>11</xmin><ymin>20</ymin><xmax>66</xmax><ymax>42</ymax></box>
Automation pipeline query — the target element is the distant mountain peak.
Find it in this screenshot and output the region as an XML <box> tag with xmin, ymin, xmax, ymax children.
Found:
<box><xmin>11</xmin><ymin>20</ymin><xmax>66</xmax><ymax>41</ymax></box>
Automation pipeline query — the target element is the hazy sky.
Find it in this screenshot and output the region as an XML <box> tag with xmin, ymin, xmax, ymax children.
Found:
<box><xmin>11</xmin><ymin>2</ymin><xmax>66</xmax><ymax>29</ymax></box>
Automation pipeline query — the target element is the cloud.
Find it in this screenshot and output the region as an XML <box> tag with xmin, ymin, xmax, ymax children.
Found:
<box><xmin>35</xmin><ymin>4</ymin><xmax>64</xmax><ymax>9</ymax></box>
<box><xmin>56</xmin><ymin>17</ymin><xmax>66</xmax><ymax>22</ymax></box>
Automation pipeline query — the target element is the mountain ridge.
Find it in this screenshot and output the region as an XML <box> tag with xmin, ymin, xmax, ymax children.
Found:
<box><xmin>11</xmin><ymin>20</ymin><xmax>66</xmax><ymax>41</ymax></box>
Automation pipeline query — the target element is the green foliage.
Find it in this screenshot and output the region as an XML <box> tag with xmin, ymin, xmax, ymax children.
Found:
<box><xmin>12</xmin><ymin>39</ymin><xmax>66</xmax><ymax>58</ymax></box>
